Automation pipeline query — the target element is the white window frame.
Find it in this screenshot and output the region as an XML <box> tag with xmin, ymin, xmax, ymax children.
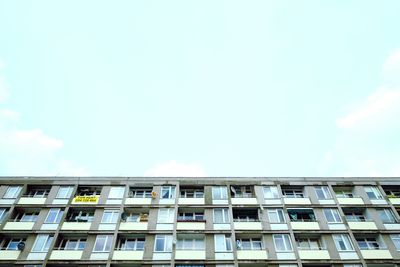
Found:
<box><xmin>157</xmin><ymin>208</ymin><xmax>175</xmax><ymax>223</ymax></box>
<box><xmin>315</xmin><ymin>186</ymin><xmax>332</xmax><ymax>199</ymax></box>
<box><xmin>273</xmin><ymin>234</ymin><xmax>293</xmax><ymax>252</ymax></box>
<box><xmin>44</xmin><ymin>208</ymin><xmax>64</xmax><ymax>224</ymax></box>
<box><xmin>32</xmin><ymin>234</ymin><xmax>53</xmax><ymax>252</ymax></box>
<box><xmin>391</xmin><ymin>234</ymin><xmax>400</xmax><ymax>251</ymax></box>
<box><xmin>263</xmin><ymin>186</ymin><xmax>279</xmax><ymax>199</ymax></box>
<box><xmin>108</xmin><ymin>187</ymin><xmax>125</xmax><ymax>199</ymax></box>
<box><xmin>214</xmin><ymin>234</ymin><xmax>232</xmax><ymax>252</ymax></box>
<box><xmin>0</xmin><ymin>208</ymin><xmax>6</xmax><ymax>222</ymax></box>
<box><xmin>3</xmin><ymin>186</ymin><xmax>22</xmax><ymax>199</ymax></box>
<box><xmin>56</xmin><ymin>186</ymin><xmax>73</xmax><ymax>199</ymax></box>
<box><xmin>93</xmin><ymin>235</ymin><xmax>113</xmax><ymax>252</ymax></box>
<box><xmin>154</xmin><ymin>235</ymin><xmax>173</xmax><ymax>252</ymax></box>
<box><xmin>236</xmin><ymin>238</ymin><xmax>263</xmax><ymax>250</ymax></box>
<box><xmin>101</xmin><ymin>210</ymin><xmax>119</xmax><ymax>224</ymax></box>
<box><xmin>129</xmin><ymin>188</ymin><xmax>153</xmax><ymax>198</ymax></box>
<box><xmin>118</xmin><ymin>238</ymin><xmax>145</xmax><ymax>251</ymax></box>
<box><xmin>333</xmin><ymin>234</ymin><xmax>354</xmax><ymax>251</ymax></box>
<box><xmin>268</xmin><ymin>209</ymin><xmax>285</xmax><ymax>223</ymax></box>
<box><xmin>356</xmin><ymin>237</ymin><xmax>382</xmax><ymax>250</ymax></box>
<box><xmin>212</xmin><ymin>186</ymin><xmax>228</xmax><ymax>200</ymax></box>
<box><xmin>176</xmin><ymin>238</ymin><xmax>205</xmax><ymax>250</ymax></box>
<box><xmin>365</xmin><ymin>186</ymin><xmax>383</xmax><ymax>200</ymax></box>
<box><xmin>161</xmin><ymin>186</ymin><xmax>176</xmax><ymax>199</ymax></box>
<box><xmin>213</xmin><ymin>208</ymin><xmax>230</xmax><ymax>223</ymax></box>
<box><xmin>62</xmin><ymin>238</ymin><xmax>86</xmax><ymax>250</ymax></box>
<box><xmin>323</xmin><ymin>208</ymin><xmax>342</xmax><ymax>223</ymax></box>
<box><xmin>378</xmin><ymin>208</ymin><xmax>397</xmax><ymax>223</ymax></box>
<box><xmin>5</xmin><ymin>238</ymin><xmax>25</xmax><ymax>250</ymax></box>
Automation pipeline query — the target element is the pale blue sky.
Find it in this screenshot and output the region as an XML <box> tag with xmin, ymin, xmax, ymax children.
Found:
<box><xmin>1</xmin><ymin>1</ymin><xmax>400</xmax><ymax>176</ymax></box>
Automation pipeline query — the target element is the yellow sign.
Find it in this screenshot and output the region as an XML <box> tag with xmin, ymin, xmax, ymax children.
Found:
<box><xmin>73</xmin><ymin>196</ymin><xmax>99</xmax><ymax>203</ymax></box>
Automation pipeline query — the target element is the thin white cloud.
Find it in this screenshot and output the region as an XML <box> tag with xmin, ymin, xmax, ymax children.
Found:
<box><xmin>0</xmin><ymin>74</ymin><xmax>8</xmax><ymax>103</ymax></box>
<box><xmin>144</xmin><ymin>160</ymin><xmax>207</xmax><ymax>177</ymax></box>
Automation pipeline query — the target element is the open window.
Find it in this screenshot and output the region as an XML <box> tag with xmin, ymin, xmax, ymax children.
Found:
<box><xmin>232</xmin><ymin>208</ymin><xmax>259</xmax><ymax>222</ymax></box>
<box><xmin>287</xmin><ymin>209</ymin><xmax>316</xmax><ymax>222</ymax></box>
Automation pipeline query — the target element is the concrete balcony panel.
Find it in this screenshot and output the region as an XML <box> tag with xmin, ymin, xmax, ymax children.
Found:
<box><xmin>234</xmin><ymin>221</ymin><xmax>262</xmax><ymax>230</ymax></box>
<box><xmin>328</xmin><ymin>223</ymin><xmax>346</xmax><ymax>230</ymax></box>
<box><xmin>159</xmin><ymin>199</ymin><xmax>175</xmax><ymax>205</ymax></box>
<box><xmin>52</xmin><ymin>199</ymin><xmax>69</xmax><ymax>205</ymax></box>
<box><xmin>348</xmin><ymin>221</ymin><xmax>377</xmax><ymax>230</ymax></box>
<box><xmin>360</xmin><ymin>249</ymin><xmax>392</xmax><ymax>259</ymax></box>
<box><xmin>177</xmin><ymin>222</ymin><xmax>205</xmax><ymax>230</ymax></box>
<box><xmin>370</xmin><ymin>199</ymin><xmax>387</xmax><ymax>205</ymax></box>
<box><xmin>231</xmin><ymin>198</ymin><xmax>258</xmax><ymax>205</ymax></box>
<box><xmin>214</xmin><ymin>252</ymin><xmax>234</xmax><ymax>260</ymax></box>
<box><xmin>119</xmin><ymin>222</ymin><xmax>148</xmax><ymax>231</ymax></box>
<box><xmin>290</xmin><ymin>221</ymin><xmax>320</xmax><ymax>230</ymax></box>
<box><xmin>389</xmin><ymin>198</ymin><xmax>400</xmax><ymax>205</ymax></box>
<box><xmin>264</xmin><ymin>199</ymin><xmax>282</xmax><ymax>205</ymax></box>
<box><xmin>112</xmin><ymin>250</ymin><xmax>144</xmax><ymax>260</ymax></box>
<box><xmin>27</xmin><ymin>252</ymin><xmax>47</xmax><ymax>260</ymax></box>
<box><xmin>298</xmin><ymin>249</ymin><xmax>330</xmax><ymax>260</ymax></box>
<box><xmin>90</xmin><ymin>252</ymin><xmax>109</xmax><ymax>260</ymax></box>
<box><xmin>156</xmin><ymin>223</ymin><xmax>173</xmax><ymax>230</ymax></box>
<box><xmin>3</xmin><ymin>221</ymin><xmax>35</xmax><ymax>230</ymax></box>
<box><xmin>213</xmin><ymin>199</ymin><xmax>228</xmax><ymax>205</ymax></box>
<box><xmin>237</xmin><ymin>250</ymin><xmax>268</xmax><ymax>260</ymax></box>
<box><xmin>50</xmin><ymin>250</ymin><xmax>83</xmax><ymax>260</ymax></box>
<box><xmin>98</xmin><ymin>223</ymin><xmax>116</xmax><ymax>231</ymax></box>
<box><xmin>283</xmin><ymin>198</ymin><xmax>311</xmax><ymax>205</ymax></box>
<box><xmin>61</xmin><ymin>222</ymin><xmax>91</xmax><ymax>230</ymax></box>
<box><xmin>152</xmin><ymin>252</ymin><xmax>172</xmax><ymax>260</ymax></box>
<box><xmin>178</xmin><ymin>198</ymin><xmax>204</xmax><ymax>205</ymax></box>
<box><xmin>0</xmin><ymin>199</ymin><xmax>16</xmax><ymax>205</ymax></box>
<box><xmin>319</xmin><ymin>199</ymin><xmax>335</xmax><ymax>205</ymax></box>
<box><xmin>41</xmin><ymin>223</ymin><xmax>59</xmax><ymax>230</ymax></box>
<box><xmin>18</xmin><ymin>197</ymin><xmax>46</xmax><ymax>205</ymax></box>
<box><xmin>175</xmin><ymin>250</ymin><xmax>206</xmax><ymax>260</ymax></box>
<box><xmin>337</xmin><ymin>197</ymin><xmax>364</xmax><ymax>205</ymax></box>
<box><xmin>106</xmin><ymin>199</ymin><xmax>123</xmax><ymax>205</ymax></box>
<box><xmin>270</xmin><ymin>223</ymin><xmax>288</xmax><ymax>230</ymax></box>
<box><xmin>0</xmin><ymin>250</ymin><xmax>20</xmax><ymax>260</ymax></box>
<box><xmin>339</xmin><ymin>251</ymin><xmax>359</xmax><ymax>260</ymax></box>
<box><xmin>213</xmin><ymin>223</ymin><xmax>231</xmax><ymax>230</ymax></box>
<box><xmin>384</xmin><ymin>223</ymin><xmax>400</xmax><ymax>230</ymax></box>
<box><xmin>276</xmin><ymin>252</ymin><xmax>296</xmax><ymax>260</ymax></box>
<box><xmin>125</xmin><ymin>198</ymin><xmax>152</xmax><ymax>205</ymax></box>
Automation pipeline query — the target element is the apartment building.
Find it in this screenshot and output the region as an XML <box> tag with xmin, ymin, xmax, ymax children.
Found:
<box><xmin>0</xmin><ymin>177</ymin><xmax>400</xmax><ymax>267</ymax></box>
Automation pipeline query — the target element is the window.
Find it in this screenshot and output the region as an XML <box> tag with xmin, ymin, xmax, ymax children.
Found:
<box><xmin>76</xmin><ymin>187</ymin><xmax>100</xmax><ymax>196</ymax></box>
<box><xmin>125</xmin><ymin>212</ymin><xmax>148</xmax><ymax>222</ymax></box>
<box><xmin>0</xmin><ymin>208</ymin><xmax>7</xmax><ymax>222</ymax></box>
<box><xmin>287</xmin><ymin>209</ymin><xmax>316</xmax><ymax>222</ymax></box>
<box><xmin>180</xmin><ymin>188</ymin><xmax>204</xmax><ymax>198</ymax></box>
<box><xmin>365</xmin><ymin>186</ymin><xmax>383</xmax><ymax>200</ymax></box>
<box><xmin>323</xmin><ymin>208</ymin><xmax>342</xmax><ymax>223</ymax></box>
<box><xmin>391</xmin><ymin>234</ymin><xmax>400</xmax><ymax>250</ymax></box>
<box><xmin>231</xmin><ymin>186</ymin><xmax>253</xmax><ymax>198</ymax></box>
<box><xmin>93</xmin><ymin>235</ymin><xmax>113</xmax><ymax>252</ymax></box>
<box><xmin>356</xmin><ymin>237</ymin><xmax>381</xmax><ymax>250</ymax></box>
<box><xmin>213</xmin><ymin>208</ymin><xmax>230</xmax><ymax>223</ymax></box>
<box><xmin>263</xmin><ymin>186</ymin><xmax>279</xmax><ymax>199</ymax></box>
<box><xmin>45</xmin><ymin>208</ymin><xmax>64</xmax><ymax>223</ymax></box>
<box><xmin>67</xmin><ymin>210</ymin><xmax>94</xmax><ymax>222</ymax></box>
<box><xmin>233</xmin><ymin>209</ymin><xmax>259</xmax><ymax>222</ymax></box>
<box><xmin>236</xmin><ymin>238</ymin><xmax>263</xmax><ymax>250</ymax></box>
<box><xmin>214</xmin><ymin>235</ymin><xmax>232</xmax><ymax>252</ymax></box>
<box><xmin>154</xmin><ymin>235</ymin><xmax>172</xmax><ymax>252</ymax></box>
<box><xmin>315</xmin><ymin>186</ymin><xmax>332</xmax><ymax>199</ymax></box>
<box><xmin>129</xmin><ymin>188</ymin><xmax>152</xmax><ymax>198</ymax></box>
<box><xmin>108</xmin><ymin>187</ymin><xmax>125</xmax><ymax>199</ymax></box>
<box><xmin>20</xmin><ymin>212</ymin><xmax>39</xmax><ymax>222</ymax></box>
<box><xmin>344</xmin><ymin>210</ymin><xmax>366</xmax><ymax>222</ymax></box>
<box><xmin>4</xmin><ymin>238</ymin><xmax>25</xmax><ymax>250</ymax></box>
<box><xmin>32</xmin><ymin>234</ymin><xmax>53</xmax><ymax>252</ymax></box>
<box><xmin>176</xmin><ymin>238</ymin><xmax>205</xmax><ymax>250</ymax></box>
<box><xmin>59</xmin><ymin>239</ymin><xmax>86</xmax><ymax>250</ymax></box>
<box><xmin>334</xmin><ymin>188</ymin><xmax>354</xmax><ymax>198</ymax></box>
<box><xmin>117</xmin><ymin>238</ymin><xmax>145</xmax><ymax>251</ymax></box>
<box><xmin>157</xmin><ymin>208</ymin><xmax>175</xmax><ymax>223</ymax></box>
<box><xmin>378</xmin><ymin>208</ymin><xmax>397</xmax><ymax>223</ymax></box>
<box><xmin>56</xmin><ymin>186</ymin><xmax>73</xmax><ymax>199</ymax></box>
<box><xmin>333</xmin><ymin>234</ymin><xmax>354</xmax><ymax>251</ymax></box>
<box><xmin>161</xmin><ymin>186</ymin><xmax>176</xmax><ymax>199</ymax></box>
<box><xmin>212</xmin><ymin>186</ymin><xmax>228</xmax><ymax>200</ymax></box>
<box><xmin>101</xmin><ymin>210</ymin><xmax>119</xmax><ymax>223</ymax></box>
<box><xmin>178</xmin><ymin>212</ymin><xmax>204</xmax><ymax>221</ymax></box>
<box><xmin>296</xmin><ymin>237</ymin><xmax>322</xmax><ymax>250</ymax></box>
<box><xmin>282</xmin><ymin>188</ymin><xmax>304</xmax><ymax>198</ymax></box>
<box><xmin>268</xmin><ymin>209</ymin><xmax>285</xmax><ymax>223</ymax></box>
<box><xmin>26</xmin><ymin>187</ymin><xmax>50</xmax><ymax>198</ymax></box>
<box><xmin>273</xmin><ymin>234</ymin><xmax>293</xmax><ymax>251</ymax></box>
<box><xmin>3</xmin><ymin>186</ymin><xmax>22</xmax><ymax>199</ymax></box>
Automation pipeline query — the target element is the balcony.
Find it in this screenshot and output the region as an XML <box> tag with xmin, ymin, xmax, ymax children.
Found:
<box><xmin>119</xmin><ymin>222</ymin><xmax>148</xmax><ymax>231</ymax></box>
<box><xmin>282</xmin><ymin>187</ymin><xmax>310</xmax><ymax>205</ymax></box>
<box><xmin>237</xmin><ymin>250</ymin><xmax>268</xmax><ymax>260</ymax></box>
<box><xmin>288</xmin><ymin>209</ymin><xmax>319</xmax><ymax>230</ymax></box>
<box><xmin>348</xmin><ymin>221</ymin><xmax>378</xmax><ymax>230</ymax></box>
<box><xmin>298</xmin><ymin>249</ymin><xmax>330</xmax><ymax>260</ymax></box>
<box><xmin>388</xmin><ymin>196</ymin><xmax>400</xmax><ymax>205</ymax></box>
<box><xmin>214</xmin><ymin>252</ymin><xmax>234</xmax><ymax>260</ymax></box>
<box><xmin>179</xmin><ymin>187</ymin><xmax>204</xmax><ymax>205</ymax></box>
<box><xmin>61</xmin><ymin>222</ymin><xmax>91</xmax><ymax>230</ymax></box>
<box><xmin>0</xmin><ymin>250</ymin><xmax>20</xmax><ymax>260</ymax></box>
<box><xmin>177</xmin><ymin>221</ymin><xmax>206</xmax><ymax>230</ymax></box>
<box><xmin>3</xmin><ymin>221</ymin><xmax>35</xmax><ymax>230</ymax></box>
<box><xmin>175</xmin><ymin>250</ymin><xmax>206</xmax><ymax>260</ymax></box>
<box><xmin>337</xmin><ymin>197</ymin><xmax>364</xmax><ymax>205</ymax></box>
<box><xmin>234</xmin><ymin>221</ymin><xmax>262</xmax><ymax>230</ymax></box>
<box><xmin>125</xmin><ymin>198</ymin><xmax>152</xmax><ymax>205</ymax></box>
<box><xmin>18</xmin><ymin>197</ymin><xmax>47</xmax><ymax>205</ymax></box>
<box><xmin>112</xmin><ymin>250</ymin><xmax>144</xmax><ymax>260</ymax></box>
<box><xmin>49</xmin><ymin>250</ymin><xmax>83</xmax><ymax>260</ymax></box>
<box><xmin>290</xmin><ymin>221</ymin><xmax>320</xmax><ymax>230</ymax></box>
<box><xmin>178</xmin><ymin>197</ymin><xmax>205</xmax><ymax>205</ymax></box>
<box><xmin>360</xmin><ymin>249</ymin><xmax>392</xmax><ymax>259</ymax></box>
<box><xmin>283</xmin><ymin>197</ymin><xmax>311</xmax><ymax>205</ymax></box>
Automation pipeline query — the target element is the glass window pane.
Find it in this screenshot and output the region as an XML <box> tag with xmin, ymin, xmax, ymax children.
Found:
<box><xmin>109</xmin><ymin>187</ymin><xmax>125</xmax><ymax>198</ymax></box>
